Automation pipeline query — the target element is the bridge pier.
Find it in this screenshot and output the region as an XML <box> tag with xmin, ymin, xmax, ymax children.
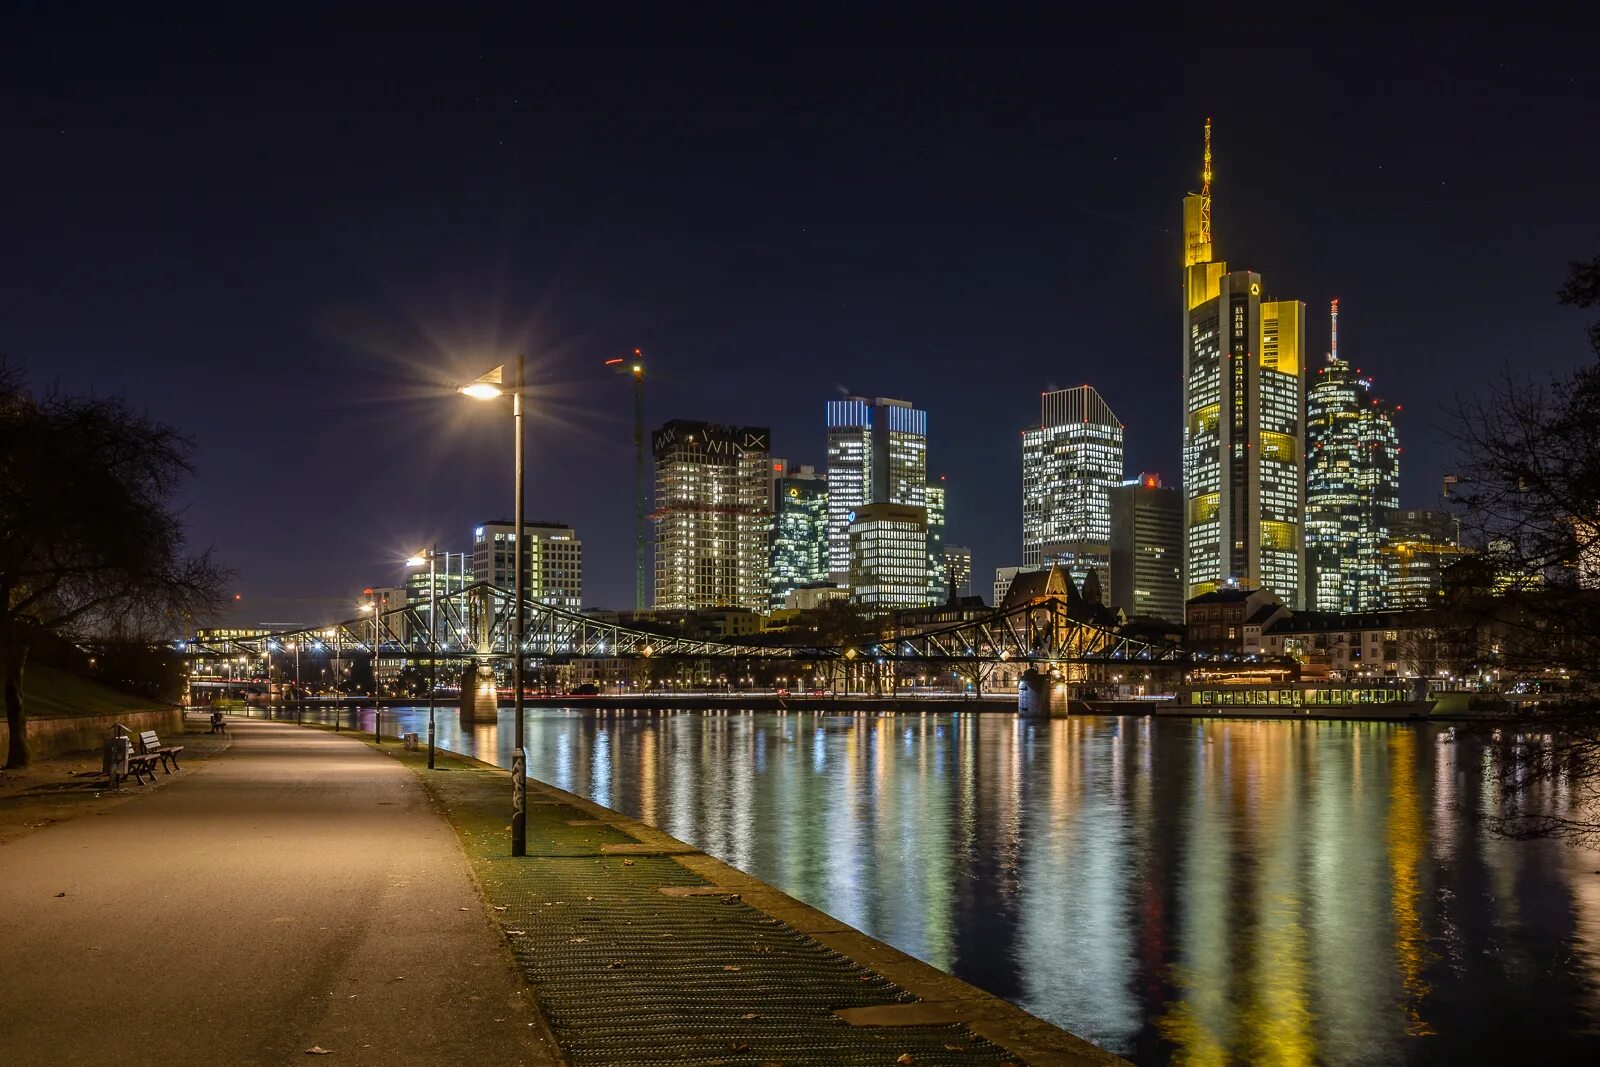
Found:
<box><xmin>459</xmin><ymin>662</ymin><xmax>480</xmax><ymax>722</ymax></box>
<box><xmin>1018</xmin><ymin>668</ymin><xmax>1063</xmax><ymax>718</ymax></box>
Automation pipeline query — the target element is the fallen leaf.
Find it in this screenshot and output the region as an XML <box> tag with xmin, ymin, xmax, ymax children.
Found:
<box><xmin>55</xmin><ymin>892</ymin><xmax>66</xmax><ymax>898</ymax></box>
<box><xmin>731</xmin><ymin>1042</ymin><xmax>751</xmax><ymax>1052</ymax></box>
<box><xmin>723</xmin><ymin>964</ymin><xmax>742</xmax><ymax>972</ymax></box>
<box><xmin>896</xmin><ymin>1056</ymin><xmax>915</xmax><ymax>1066</ymax></box>
<box><xmin>622</xmin><ymin>859</ymin><xmax>635</xmax><ymax>866</ymax></box>
<box><xmin>741</xmin><ymin>1012</ymin><xmax>761</xmax><ymax>1020</ymax></box>
<box><xmin>568</xmin><ymin>937</ymin><xmax>588</xmax><ymax>943</ymax></box>
<box><xmin>506</xmin><ymin>930</ymin><xmax>526</xmax><ymax>937</ymax></box>
<box><xmin>305</xmin><ymin>1047</ymin><xmax>333</xmax><ymax>1055</ymax></box>
<box><xmin>493</xmin><ymin>906</ymin><xmax>508</xmax><ymax>912</ymax></box>
<box><xmin>944</xmin><ymin>1044</ymin><xmax>965</xmax><ymax>1052</ymax></box>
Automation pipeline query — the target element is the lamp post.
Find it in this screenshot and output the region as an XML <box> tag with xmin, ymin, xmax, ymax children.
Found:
<box><xmin>361</xmin><ymin>601</ymin><xmax>381</xmax><ymax>742</ymax></box>
<box><xmin>407</xmin><ymin>545</ymin><xmax>440</xmax><ymax>770</ymax></box>
<box><xmin>461</xmin><ymin>355</ymin><xmax>528</xmax><ymax>857</ymax></box>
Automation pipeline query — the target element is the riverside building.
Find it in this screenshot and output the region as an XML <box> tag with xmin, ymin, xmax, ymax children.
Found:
<box><xmin>652</xmin><ymin>420</ymin><xmax>771</xmax><ymax>612</ymax></box>
<box><xmin>1181</xmin><ymin>120</ymin><xmax>1306</xmax><ymax>606</ymax></box>
<box><xmin>1306</xmin><ymin>301</ymin><xmax>1400</xmax><ymax>612</ymax></box>
<box><xmin>825</xmin><ymin>396</ymin><xmax>927</xmax><ymax>585</ymax></box>
<box><xmin>1021</xmin><ymin>385</ymin><xmax>1124</xmax><ymax>591</ymax></box>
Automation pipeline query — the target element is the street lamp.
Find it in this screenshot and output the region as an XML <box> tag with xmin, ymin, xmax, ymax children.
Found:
<box><xmin>407</xmin><ymin>546</ymin><xmax>440</xmax><ymax>770</ymax></box>
<box><xmin>461</xmin><ymin>356</ymin><xmax>529</xmax><ymax>858</ymax></box>
<box><xmin>360</xmin><ymin>601</ymin><xmax>381</xmax><ymax>743</ymax></box>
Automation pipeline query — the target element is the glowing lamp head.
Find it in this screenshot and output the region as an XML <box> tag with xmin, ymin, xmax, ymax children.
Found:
<box><xmin>460</xmin><ymin>364</ymin><xmax>506</xmax><ymax>400</ymax></box>
<box><xmin>405</xmin><ymin>555</ymin><xmax>427</xmax><ymax>567</ymax></box>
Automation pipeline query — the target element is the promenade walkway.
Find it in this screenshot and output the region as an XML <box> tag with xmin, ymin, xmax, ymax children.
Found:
<box><xmin>0</xmin><ymin>719</ymin><xmax>555</xmax><ymax>1066</ymax></box>
<box><xmin>1</xmin><ymin>717</ymin><xmax>1120</xmax><ymax>1066</ymax></box>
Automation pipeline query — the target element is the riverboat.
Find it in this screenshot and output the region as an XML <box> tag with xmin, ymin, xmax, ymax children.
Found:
<box><xmin>1158</xmin><ymin>679</ymin><xmax>1434</xmax><ymax>720</ymax></box>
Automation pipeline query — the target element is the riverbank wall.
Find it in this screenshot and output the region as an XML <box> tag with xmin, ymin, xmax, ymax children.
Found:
<box><xmin>0</xmin><ymin>705</ymin><xmax>184</xmax><ymax>761</ymax></box>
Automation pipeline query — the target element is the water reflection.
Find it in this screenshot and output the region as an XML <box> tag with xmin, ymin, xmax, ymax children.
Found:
<box><xmin>256</xmin><ymin>705</ymin><xmax>1600</xmax><ymax>1064</ymax></box>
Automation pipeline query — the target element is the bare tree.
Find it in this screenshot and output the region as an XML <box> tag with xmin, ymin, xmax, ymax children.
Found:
<box><xmin>0</xmin><ymin>364</ymin><xmax>228</xmax><ymax>768</ymax></box>
<box><xmin>1449</xmin><ymin>257</ymin><xmax>1600</xmax><ymax>843</ymax></box>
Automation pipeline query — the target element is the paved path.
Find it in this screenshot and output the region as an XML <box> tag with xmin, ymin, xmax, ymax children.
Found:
<box><xmin>0</xmin><ymin>720</ymin><xmax>556</xmax><ymax>1066</ymax></box>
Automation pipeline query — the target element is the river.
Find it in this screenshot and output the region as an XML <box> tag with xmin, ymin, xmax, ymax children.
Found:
<box><xmin>264</xmin><ymin>704</ymin><xmax>1600</xmax><ymax>1064</ymax></box>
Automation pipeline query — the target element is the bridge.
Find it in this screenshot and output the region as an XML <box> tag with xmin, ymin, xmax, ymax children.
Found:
<box><xmin>180</xmin><ymin>580</ymin><xmax>1195</xmax><ymax>668</ymax></box>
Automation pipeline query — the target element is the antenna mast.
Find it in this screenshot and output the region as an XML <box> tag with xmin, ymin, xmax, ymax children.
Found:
<box><xmin>1200</xmin><ymin>117</ymin><xmax>1213</xmax><ymax>246</ymax></box>
<box><xmin>1329</xmin><ymin>298</ymin><xmax>1340</xmax><ymax>363</ymax></box>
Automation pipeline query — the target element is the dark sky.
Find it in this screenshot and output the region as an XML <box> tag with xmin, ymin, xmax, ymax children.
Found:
<box><xmin>4</xmin><ymin>15</ymin><xmax>1597</xmax><ymax>626</ymax></box>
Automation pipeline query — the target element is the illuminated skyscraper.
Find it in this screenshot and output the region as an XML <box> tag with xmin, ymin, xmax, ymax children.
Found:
<box><xmin>925</xmin><ymin>477</ymin><xmax>947</xmax><ymax>601</ymax></box>
<box><xmin>1181</xmin><ymin>121</ymin><xmax>1306</xmax><ymax>606</ymax></box>
<box><xmin>1021</xmin><ymin>385</ymin><xmax>1124</xmax><ymax>591</ymax></box>
<box><xmin>847</xmin><ymin>503</ymin><xmax>929</xmax><ymax>608</ymax></box>
<box><xmin>1306</xmin><ymin>301</ymin><xmax>1400</xmax><ymax>612</ymax></box>
<box><xmin>651</xmin><ymin>420</ymin><xmax>771</xmax><ymax>611</ymax></box>
<box><xmin>825</xmin><ymin>396</ymin><xmax>927</xmax><ymax>584</ymax></box>
<box><xmin>769</xmin><ymin>459</ymin><xmax>828</xmax><ymax>610</ymax></box>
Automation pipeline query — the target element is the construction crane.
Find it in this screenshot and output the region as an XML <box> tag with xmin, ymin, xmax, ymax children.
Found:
<box><xmin>604</xmin><ymin>351</ymin><xmax>648</xmax><ymax>610</ymax></box>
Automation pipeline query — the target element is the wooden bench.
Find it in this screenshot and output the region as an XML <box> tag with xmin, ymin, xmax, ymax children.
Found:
<box><xmin>138</xmin><ymin>730</ymin><xmax>184</xmax><ymax>774</ymax></box>
<box><xmin>125</xmin><ymin>750</ymin><xmax>162</xmax><ymax>785</ymax></box>
<box><xmin>106</xmin><ymin>736</ymin><xmax>162</xmax><ymax>785</ymax></box>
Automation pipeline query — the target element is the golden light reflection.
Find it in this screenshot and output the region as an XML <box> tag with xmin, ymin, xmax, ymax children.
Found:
<box><xmin>1387</xmin><ymin>729</ymin><xmax>1435</xmax><ymax>1036</ymax></box>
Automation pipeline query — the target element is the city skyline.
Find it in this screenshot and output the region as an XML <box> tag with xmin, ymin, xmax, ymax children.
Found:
<box><xmin>5</xmin><ymin>24</ymin><xmax>1596</xmax><ymax>623</ymax></box>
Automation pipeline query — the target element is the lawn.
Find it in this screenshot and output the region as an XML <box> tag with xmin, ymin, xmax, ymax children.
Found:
<box><xmin>20</xmin><ymin>664</ymin><xmax>170</xmax><ymax>719</ymax></box>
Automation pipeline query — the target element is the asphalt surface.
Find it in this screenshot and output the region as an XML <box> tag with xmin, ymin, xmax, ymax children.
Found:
<box><xmin>0</xmin><ymin>719</ymin><xmax>557</xmax><ymax>1066</ymax></box>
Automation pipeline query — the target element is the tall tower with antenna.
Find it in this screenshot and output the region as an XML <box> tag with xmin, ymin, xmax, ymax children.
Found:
<box><xmin>1181</xmin><ymin>118</ymin><xmax>1308</xmax><ymax>607</ymax></box>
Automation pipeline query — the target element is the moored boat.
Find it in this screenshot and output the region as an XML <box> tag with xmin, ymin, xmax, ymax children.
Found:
<box><xmin>1158</xmin><ymin>679</ymin><xmax>1433</xmax><ymax>720</ymax></box>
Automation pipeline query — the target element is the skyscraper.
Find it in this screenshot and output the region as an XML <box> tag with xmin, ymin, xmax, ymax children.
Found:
<box><xmin>825</xmin><ymin>396</ymin><xmax>927</xmax><ymax>583</ymax></box>
<box><xmin>769</xmin><ymin>459</ymin><xmax>829</xmax><ymax>610</ymax></box>
<box><xmin>472</xmin><ymin>522</ymin><xmax>583</xmax><ymax>609</ymax></box>
<box><xmin>1181</xmin><ymin>120</ymin><xmax>1307</xmax><ymax>606</ymax></box>
<box><xmin>847</xmin><ymin>503</ymin><xmax>929</xmax><ymax>608</ymax></box>
<box><xmin>652</xmin><ymin>420</ymin><xmax>771</xmax><ymax>611</ymax></box>
<box><xmin>1306</xmin><ymin>300</ymin><xmax>1400</xmax><ymax>612</ymax></box>
<box><xmin>1109</xmin><ymin>474</ymin><xmax>1185</xmax><ymax>622</ymax></box>
<box><xmin>925</xmin><ymin>477</ymin><xmax>947</xmax><ymax>602</ymax></box>
<box><xmin>1021</xmin><ymin>385</ymin><xmax>1124</xmax><ymax>591</ymax></box>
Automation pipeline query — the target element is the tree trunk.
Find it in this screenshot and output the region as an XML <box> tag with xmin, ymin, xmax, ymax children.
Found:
<box><xmin>4</xmin><ymin>639</ymin><xmax>29</xmax><ymax>769</ymax></box>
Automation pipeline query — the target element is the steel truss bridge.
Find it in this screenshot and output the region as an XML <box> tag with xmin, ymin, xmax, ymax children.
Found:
<box><xmin>179</xmin><ymin>581</ymin><xmax>1195</xmax><ymax>672</ymax></box>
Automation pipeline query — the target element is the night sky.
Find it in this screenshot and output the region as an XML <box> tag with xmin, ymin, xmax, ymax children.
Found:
<box><xmin>4</xmin><ymin>16</ymin><xmax>1597</xmax><ymax>627</ymax></box>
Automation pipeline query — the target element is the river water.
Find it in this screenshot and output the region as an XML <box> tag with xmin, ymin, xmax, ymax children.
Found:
<box><xmin>270</xmin><ymin>704</ymin><xmax>1600</xmax><ymax>1064</ymax></box>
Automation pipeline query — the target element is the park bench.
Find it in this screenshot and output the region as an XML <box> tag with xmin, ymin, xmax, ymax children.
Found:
<box><xmin>105</xmin><ymin>735</ymin><xmax>162</xmax><ymax>785</ymax></box>
<box><xmin>138</xmin><ymin>729</ymin><xmax>184</xmax><ymax>774</ymax></box>
<box><xmin>124</xmin><ymin>750</ymin><xmax>162</xmax><ymax>784</ymax></box>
